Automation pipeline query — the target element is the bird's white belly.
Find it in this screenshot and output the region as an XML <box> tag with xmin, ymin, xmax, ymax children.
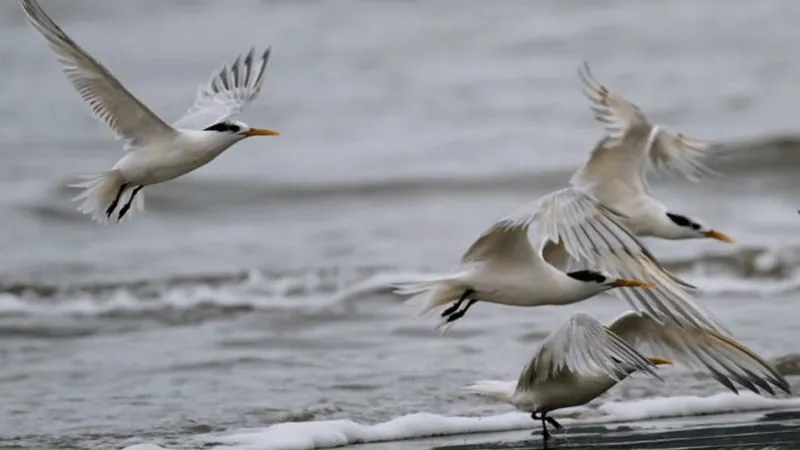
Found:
<box><xmin>470</xmin><ymin>269</ymin><xmax>582</xmax><ymax>307</ymax></box>
<box><xmin>115</xmin><ymin>147</ymin><xmax>220</xmax><ymax>185</ymax></box>
<box><xmin>519</xmin><ymin>373</ymin><xmax>616</xmax><ymax>413</ymax></box>
<box><xmin>472</xmin><ymin>278</ymin><xmax>540</xmax><ymax>306</ymax></box>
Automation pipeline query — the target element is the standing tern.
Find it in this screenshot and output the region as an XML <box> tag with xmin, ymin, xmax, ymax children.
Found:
<box><xmin>465</xmin><ymin>311</ymin><xmax>789</xmax><ymax>442</ymax></box>
<box><xmin>572</xmin><ymin>62</ymin><xmax>732</xmax><ymax>243</ymax></box>
<box><xmin>392</xmin><ymin>188</ymin><xmax>724</xmax><ymax>332</ymax></box>
<box><xmin>465</xmin><ymin>312</ymin><xmax>670</xmax><ymax>442</ymax></box>
<box><xmin>21</xmin><ymin>0</ymin><xmax>280</xmax><ymax>223</ymax></box>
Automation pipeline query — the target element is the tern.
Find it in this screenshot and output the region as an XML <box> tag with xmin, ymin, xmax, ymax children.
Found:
<box><xmin>392</xmin><ymin>188</ymin><xmax>723</xmax><ymax>332</ymax></box>
<box><xmin>572</xmin><ymin>62</ymin><xmax>732</xmax><ymax>244</ymax></box>
<box><xmin>21</xmin><ymin>0</ymin><xmax>280</xmax><ymax>223</ymax></box>
<box><xmin>430</xmin><ymin>62</ymin><xmax>737</xmax><ymax>335</ymax></box>
<box><xmin>465</xmin><ymin>311</ymin><xmax>789</xmax><ymax>442</ymax></box>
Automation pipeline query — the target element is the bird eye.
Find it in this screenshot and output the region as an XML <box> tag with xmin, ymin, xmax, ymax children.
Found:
<box><xmin>666</xmin><ymin>213</ymin><xmax>701</xmax><ymax>230</ymax></box>
<box><xmin>566</xmin><ymin>270</ymin><xmax>606</xmax><ymax>283</ymax></box>
<box><xmin>204</xmin><ymin>122</ymin><xmax>228</xmax><ymax>132</ymax></box>
<box><xmin>228</xmin><ymin>124</ymin><xmax>240</xmax><ymax>133</ymax></box>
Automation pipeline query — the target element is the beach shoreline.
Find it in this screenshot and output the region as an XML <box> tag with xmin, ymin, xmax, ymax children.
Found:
<box><xmin>432</xmin><ymin>410</ymin><xmax>800</xmax><ymax>450</ymax></box>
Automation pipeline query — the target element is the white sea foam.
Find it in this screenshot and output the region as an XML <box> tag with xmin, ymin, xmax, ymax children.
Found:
<box><xmin>122</xmin><ymin>392</ymin><xmax>800</xmax><ymax>450</ymax></box>
<box><xmin>0</xmin><ymin>270</ymin><xmax>349</xmax><ymax>317</ymax></box>
<box><xmin>5</xmin><ymin>255</ymin><xmax>800</xmax><ymax>318</ymax></box>
<box><xmin>597</xmin><ymin>391</ymin><xmax>800</xmax><ymax>421</ymax></box>
<box><xmin>692</xmin><ymin>274</ymin><xmax>800</xmax><ymax>297</ymax></box>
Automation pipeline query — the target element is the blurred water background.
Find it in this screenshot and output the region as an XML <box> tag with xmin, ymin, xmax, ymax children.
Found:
<box><xmin>2</xmin><ymin>1</ymin><xmax>800</xmax><ymax>449</ymax></box>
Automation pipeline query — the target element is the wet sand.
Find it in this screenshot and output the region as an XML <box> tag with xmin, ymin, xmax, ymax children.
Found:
<box><xmin>435</xmin><ymin>410</ymin><xmax>800</xmax><ymax>450</ymax></box>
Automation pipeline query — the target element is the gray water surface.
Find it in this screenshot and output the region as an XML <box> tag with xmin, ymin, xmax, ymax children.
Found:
<box><xmin>2</xmin><ymin>1</ymin><xmax>800</xmax><ymax>449</ymax></box>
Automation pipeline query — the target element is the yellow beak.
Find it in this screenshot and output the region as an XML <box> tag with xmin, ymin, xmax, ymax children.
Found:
<box><xmin>243</xmin><ymin>127</ymin><xmax>280</xmax><ymax>137</ymax></box>
<box><xmin>703</xmin><ymin>229</ymin><xmax>735</xmax><ymax>243</ymax></box>
<box><xmin>647</xmin><ymin>356</ymin><xmax>674</xmax><ymax>366</ymax></box>
<box><xmin>612</xmin><ymin>278</ymin><xmax>654</xmax><ymax>289</ymax></box>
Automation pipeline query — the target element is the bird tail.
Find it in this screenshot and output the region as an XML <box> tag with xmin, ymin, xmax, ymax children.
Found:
<box><xmin>464</xmin><ymin>380</ymin><xmax>516</xmax><ymax>404</ymax></box>
<box><xmin>68</xmin><ymin>170</ymin><xmax>144</xmax><ymax>224</ymax></box>
<box><xmin>391</xmin><ymin>274</ymin><xmax>470</xmax><ymax>316</ymax></box>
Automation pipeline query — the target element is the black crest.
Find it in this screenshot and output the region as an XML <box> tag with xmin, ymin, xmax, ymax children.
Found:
<box><xmin>666</xmin><ymin>213</ymin><xmax>701</xmax><ymax>230</ymax></box>
<box><xmin>204</xmin><ymin>122</ymin><xmax>241</xmax><ymax>133</ymax></box>
<box><xmin>566</xmin><ymin>270</ymin><xmax>607</xmax><ymax>283</ymax></box>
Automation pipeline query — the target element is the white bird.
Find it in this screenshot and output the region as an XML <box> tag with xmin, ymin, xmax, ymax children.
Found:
<box><xmin>486</xmin><ymin>62</ymin><xmax>737</xmax><ymax>334</ymax></box>
<box><xmin>21</xmin><ymin>0</ymin><xmax>280</xmax><ymax>223</ymax></box>
<box><xmin>392</xmin><ymin>188</ymin><xmax>723</xmax><ymax>332</ymax></box>
<box><xmin>465</xmin><ymin>312</ymin><xmax>670</xmax><ymax>442</ymax></box>
<box><xmin>571</xmin><ymin>62</ymin><xmax>732</xmax><ymax>244</ymax></box>
<box><xmin>465</xmin><ymin>311</ymin><xmax>789</xmax><ymax>442</ymax></box>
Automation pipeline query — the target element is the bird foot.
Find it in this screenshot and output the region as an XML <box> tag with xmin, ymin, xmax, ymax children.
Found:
<box><xmin>106</xmin><ymin>183</ymin><xmax>129</xmax><ymax>218</ymax></box>
<box><xmin>546</xmin><ymin>416</ymin><xmax>564</xmax><ymax>429</ymax></box>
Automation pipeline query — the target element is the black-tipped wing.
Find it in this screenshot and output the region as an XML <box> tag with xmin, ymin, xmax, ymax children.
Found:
<box><xmin>609</xmin><ymin>311</ymin><xmax>790</xmax><ymax>396</ymax></box>
<box><xmin>519</xmin><ymin>312</ymin><xmax>660</xmax><ymax>389</ymax></box>
<box><xmin>576</xmin><ymin>61</ymin><xmax>720</xmax><ymax>184</ymax></box>
<box><xmin>173</xmin><ymin>47</ymin><xmax>272</xmax><ymax>130</ymax></box>
<box><xmin>496</xmin><ymin>187</ymin><xmax>726</xmax><ymax>333</ymax></box>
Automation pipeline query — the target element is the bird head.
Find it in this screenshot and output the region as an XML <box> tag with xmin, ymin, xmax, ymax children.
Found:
<box><xmin>203</xmin><ymin>120</ymin><xmax>280</xmax><ymax>140</ymax></box>
<box><xmin>565</xmin><ymin>270</ymin><xmax>654</xmax><ymax>294</ymax></box>
<box><xmin>665</xmin><ymin>212</ymin><xmax>734</xmax><ymax>243</ymax></box>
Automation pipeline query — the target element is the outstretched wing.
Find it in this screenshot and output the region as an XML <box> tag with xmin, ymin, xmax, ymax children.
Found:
<box><xmin>21</xmin><ymin>0</ymin><xmax>175</xmax><ymax>150</ymax></box>
<box><xmin>173</xmin><ymin>47</ymin><xmax>272</xmax><ymax>130</ymax></box>
<box><xmin>518</xmin><ymin>312</ymin><xmax>660</xmax><ymax>389</ymax></box>
<box><xmin>496</xmin><ymin>187</ymin><xmax>727</xmax><ymax>333</ymax></box>
<box><xmin>609</xmin><ymin>311</ymin><xmax>790</xmax><ymax>396</ymax></box>
<box><xmin>460</xmin><ymin>220</ymin><xmax>539</xmax><ymax>267</ymax></box>
<box><xmin>576</xmin><ymin>61</ymin><xmax>720</xmax><ymax>184</ymax></box>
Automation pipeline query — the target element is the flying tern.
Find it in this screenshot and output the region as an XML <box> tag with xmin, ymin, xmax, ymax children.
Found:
<box><xmin>22</xmin><ymin>0</ymin><xmax>280</xmax><ymax>223</ymax></box>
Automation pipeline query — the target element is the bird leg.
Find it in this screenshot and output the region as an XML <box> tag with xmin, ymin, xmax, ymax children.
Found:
<box><xmin>106</xmin><ymin>183</ymin><xmax>129</xmax><ymax>218</ymax></box>
<box><xmin>117</xmin><ymin>185</ymin><xmax>143</xmax><ymax>221</ymax></box>
<box><xmin>545</xmin><ymin>416</ymin><xmax>563</xmax><ymax>430</ymax></box>
<box><xmin>443</xmin><ymin>298</ymin><xmax>477</xmax><ymax>323</ymax></box>
<box><xmin>531</xmin><ymin>412</ymin><xmax>561</xmax><ymax>442</ymax></box>
<box><xmin>440</xmin><ymin>288</ymin><xmax>474</xmax><ymax>318</ymax></box>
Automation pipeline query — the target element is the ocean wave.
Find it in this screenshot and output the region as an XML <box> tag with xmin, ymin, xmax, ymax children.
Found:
<box><xmin>667</xmin><ymin>245</ymin><xmax>800</xmax><ymax>280</ymax></box>
<box><xmin>2</xmin><ymin>244</ymin><xmax>800</xmax><ymax>319</ymax></box>
<box><xmin>123</xmin><ymin>392</ymin><xmax>800</xmax><ymax>450</ymax></box>
<box><xmin>773</xmin><ymin>354</ymin><xmax>800</xmax><ymax>378</ymax></box>
<box><xmin>717</xmin><ymin>135</ymin><xmax>800</xmax><ymax>174</ymax></box>
<box><xmin>0</xmin><ymin>267</ymin><xmax>385</xmax><ymax>319</ymax></box>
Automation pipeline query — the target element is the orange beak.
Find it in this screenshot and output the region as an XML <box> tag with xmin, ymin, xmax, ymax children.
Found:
<box><xmin>243</xmin><ymin>127</ymin><xmax>280</xmax><ymax>137</ymax></box>
<box><xmin>612</xmin><ymin>278</ymin><xmax>654</xmax><ymax>289</ymax></box>
<box><xmin>703</xmin><ymin>229</ymin><xmax>735</xmax><ymax>244</ymax></box>
<box><xmin>647</xmin><ymin>356</ymin><xmax>674</xmax><ymax>366</ymax></box>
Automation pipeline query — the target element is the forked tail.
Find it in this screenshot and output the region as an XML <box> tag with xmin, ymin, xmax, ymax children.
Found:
<box><xmin>69</xmin><ymin>171</ymin><xmax>145</xmax><ymax>224</ymax></box>
<box><xmin>391</xmin><ymin>274</ymin><xmax>470</xmax><ymax>316</ymax></box>
<box><xmin>464</xmin><ymin>380</ymin><xmax>516</xmax><ymax>404</ymax></box>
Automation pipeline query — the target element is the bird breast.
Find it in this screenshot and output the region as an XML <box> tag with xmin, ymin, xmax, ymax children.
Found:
<box><xmin>521</xmin><ymin>372</ymin><xmax>619</xmax><ymax>413</ymax></box>
<box><xmin>114</xmin><ymin>133</ymin><xmax>235</xmax><ymax>185</ymax></box>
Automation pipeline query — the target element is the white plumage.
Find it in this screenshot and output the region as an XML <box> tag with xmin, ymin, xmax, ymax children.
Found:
<box><xmin>570</xmin><ymin>61</ymin><xmax>732</xmax><ymax>244</ymax></box>
<box><xmin>465</xmin><ymin>311</ymin><xmax>789</xmax><ymax>442</ymax></box>
<box><xmin>393</xmin><ymin>187</ymin><xmax>724</xmax><ymax>333</ymax></box>
<box><xmin>22</xmin><ymin>0</ymin><xmax>280</xmax><ymax>223</ymax></box>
